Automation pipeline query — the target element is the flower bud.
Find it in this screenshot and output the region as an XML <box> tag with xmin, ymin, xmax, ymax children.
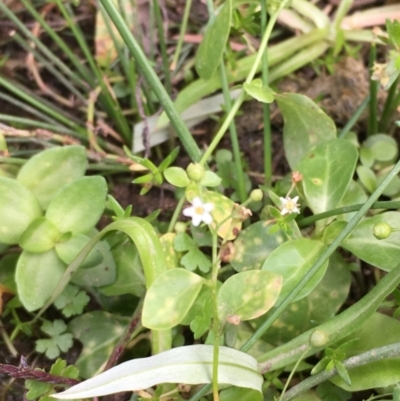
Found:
<box><xmin>309</xmin><ymin>330</ymin><xmax>329</xmax><ymax>348</ymax></box>
<box><xmin>186</xmin><ymin>163</ymin><xmax>205</xmax><ymax>182</ymax></box>
<box><xmin>291</xmin><ymin>171</ymin><xmax>303</xmax><ymax>184</ymax></box>
<box><xmin>250</xmin><ymin>189</ymin><xmax>263</xmax><ymax>202</ymax></box>
<box><xmin>174</xmin><ymin>222</ymin><xmax>187</xmax><ymax>233</ymax></box>
<box><xmin>373</xmin><ymin>222</ymin><xmax>392</xmax><ymax>240</ymax></box>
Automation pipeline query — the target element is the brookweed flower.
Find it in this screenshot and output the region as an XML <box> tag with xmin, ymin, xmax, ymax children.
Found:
<box><xmin>183</xmin><ymin>197</ymin><xmax>214</xmax><ymax>226</ymax></box>
<box><xmin>279</xmin><ymin>196</ymin><xmax>300</xmax><ymax>216</ymax></box>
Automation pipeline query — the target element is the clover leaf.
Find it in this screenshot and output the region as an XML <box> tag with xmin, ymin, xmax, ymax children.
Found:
<box><xmin>54</xmin><ymin>284</ymin><xmax>90</xmax><ymax>317</ymax></box>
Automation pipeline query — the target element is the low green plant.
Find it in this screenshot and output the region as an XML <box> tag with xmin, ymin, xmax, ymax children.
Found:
<box><xmin>1</xmin><ymin>2</ymin><xmax>400</xmax><ymax>401</ymax></box>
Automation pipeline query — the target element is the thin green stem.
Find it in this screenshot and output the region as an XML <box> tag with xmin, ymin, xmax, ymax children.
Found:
<box><xmin>368</xmin><ymin>44</ymin><xmax>378</xmax><ymax>136</ymax></box>
<box><xmin>278</xmin><ymin>347</ymin><xmax>310</xmax><ymax>401</ymax></box>
<box><xmin>240</xmin><ymin>158</ymin><xmax>400</xmax><ymax>353</ymax></box>
<box><xmin>199</xmin><ymin>0</ymin><xmax>290</xmax><ymax>166</ymax></box>
<box><xmin>338</xmin><ymin>95</ymin><xmax>370</xmax><ymax>138</ymax></box>
<box><xmin>0</xmin><ymin>93</ymin><xmax>65</xmax><ymax>126</ymax></box>
<box><xmin>211</xmin><ymin>231</ymin><xmax>220</xmax><ymax>401</ymax></box>
<box><xmin>56</xmin><ymin>0</ymin><xmax>132</xmax><ymax>143</ymax></box>
<box><xmin>261</xmin><ymin>0</ymin><xmax>272</xmax><ymax>188</ymax></box>
<box><xmin>16</xmin><ymin>0</ymin><xmax>92</xmax><ymax>85</ymax></box>
<box><xmin>0</xmin><ymin>76</ymin><xmax>86</xmax><ymax>138</ymax></box>
<box><xmin>167</xmin><ymin>195</ymin><xmax>186</xmax><ymax>233</ymax></box>
<box><xmin>219</xmin><ymin>66</ymin><xmax>247</xmax><ymax>203</ymax></box>
<box><xmin>282</xmin><ymin>342</ymin><xmax>400</xmax><ymax>401</ymax></box>
<box><xmin>153</xmin><ymin>0</ymin><xmax>172</xmax><ymax>95</ymax></box>
<box><xmin>297</xmin><ymin>200</ymin><xmax>400</xmax><ymax>228</ymax></box>
<box><xmin>99</xmin><ymin>0</ymin><xmax>202</xmax><ymax>162</ymax></box>
<box><xmin>379</xmin><ymin>76</ymin><xmax>399</xmax><ymax>132</ymax></box>
<box><xmin>171</xmin><ymin>0</ymin><xmax>192</xmax><ymax>73</ymax></box>
<box><xmin>332</xmin><ymin>0</ymin><xmax>354</xmax><ymax>32</ymax></box>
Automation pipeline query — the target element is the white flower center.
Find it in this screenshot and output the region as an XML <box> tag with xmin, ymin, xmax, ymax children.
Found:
<box><xmin>195</xmin><ymin>206</ymin><xmax>204</xmax><ymax>215</ymax></box>
<box><xmin>285</xmin><ymin>200</ymin><xmax>295</xmax><ymax>211</ymax></box>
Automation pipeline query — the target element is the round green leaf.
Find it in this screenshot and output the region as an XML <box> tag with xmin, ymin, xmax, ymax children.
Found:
<box><xmin>262</xmin><ymin>239</ymin><xmax>329</xmax><ymax>303</ymax></box>
<box><xmin>46</xmin><ymin>176</ymin><xmax>107</xmax><ymax>234</ymax></box>
<box><xmin>231</xmin><ymin>221</ymin><xmax>287</xmax><ymax>272</ymax></box>
<box><xmin>298</xmin><ymin>139</ymin><xmax>358</xmax><ymax>214</ymax></box>
<box><xmin>243</xmin><ymin>79</ymin><xmax>275</xmax><ymax>103</ymax></box>
<box><xmin>356</xmin><ymin>165</ymin><xmax>377</xmax><ymax>193</ymax></box>
<box><xmin>68</xmin><ymin>311</ymin><xmax>130</xmax><ymax>378</ymax></box>
<box><xmin>164</xmin><ymin>167</ymin><xmax>190</xmax><ymax>187</ymax></box>
<box><xmin>276</xmin><ymin>93</ymin><xmax>336</xmax><ymax>170</ymax></box>
<box><xmin>15</xmin><ymin>249</ymin><xmax>65</xmax><ymax>311</ymax></box>
<box><xmin>100</xmin><ymin>242</ymin><xmax>146</xmax><ymax>297</ymax></box>
<box><xmin>0</xmin><ymin>177</ymin><xmax>42</xmax><ymax>244</ymax></box>
<box><xmin>70</xmin><ymin>240</ymin><xmax>116</xmax><ymax>287</ymax></box>
<box><xmin>142</xmin><ymin>269</ymin><xmax>205</xmax><ymax>329</ymax></box>
<box><xmin>377</xmin><ymin>170</ymin><xmax>400</xmax><ymax>197</ymax></box>
<box><xmin>17</xmin><ymin>146</ymin><xmax>87</xmax><ymax>209</ymax></box>
<box><xmin>19</xmin><ymin>217</ymin><xmax>60</xmax><ymax>253</ymax></box>
<box><xmin>55</xmin><ymin>234</ymin><xmax>103</xmax><ymax>269</ymax></box>
<box><xmin>200</xmin><ymin>171</ymin><xmax>222</xmax><ymax>187</ymax></box>
<box><xmin>217</xmin><ymin>270</ymin><xmax>282</xmax><ymax>323</ymax></box>
<box><xmin>342</xmin><ymin>211</ymin><xmax>400</xmax><ymax>271</ymax></box>
<box><xmin>337</xmin><ymin>180</ymin><xmax>367</xmax><ymax>222</ymax></box>
<box><xmin>363</xmin><ymin>134</ymin><xmax>398</xmax><ymax>162</ymax></box>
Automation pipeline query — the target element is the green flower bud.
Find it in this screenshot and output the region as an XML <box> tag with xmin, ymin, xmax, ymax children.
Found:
<box><xmin>250</xmin><ymin>189</ymin><xmax>263</xmax><ymax>202</ymax></box>
<box><xmin>174</xmin><ymin>222</ymin><xmax>187</xmax><ymax>233</ymax></box>
<box><xmin>373</xmin><ymin>222</ymin><xmax>392</xmax><ymax>240</ymax></box>
<box><xmin>186</xmin><ymin>163</ymin><xmax>205</xmax><ymax>182</ymax></box>
<box><xmin>309</xmin><ymin>330</ymin><xmax>329</xmax><ymax>348</ymax></box>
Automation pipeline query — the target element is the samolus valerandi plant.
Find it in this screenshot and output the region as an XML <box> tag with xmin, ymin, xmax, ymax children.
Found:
<box><xmin>2</xmin><ymin>3</ymin><xmax>400</xmax><ymax>401</ymax></box>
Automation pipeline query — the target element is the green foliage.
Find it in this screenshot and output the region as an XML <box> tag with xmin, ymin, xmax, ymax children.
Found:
<box><xmin>25</xmin><ymin>359</ymin><xmax>79</xmax><ymax>401</ymax></box>
<box><xmin>54</xmin><ymin>284</ymin><xmax>90</xmax><ymax>317</ymax></box>
<box><xmin>174</xmin><ymin>232</ymin><xmax>212</xmax><ymax>272</ymax></box>
<box><xmin>2</xmin><ymin>6</ymin><xmax>400</xmax><ymax>401</ymax></box>
<box><xmin>195</xmin><ymin>0</ymin><xmax>232</xmax><ymax>79</ymax></box>
<box><xmin>35</xmin><ymin>320</ymin><xmax>73</xmax><ymax>359</ymax></box>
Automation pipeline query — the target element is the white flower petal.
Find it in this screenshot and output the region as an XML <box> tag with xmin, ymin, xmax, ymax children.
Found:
<box><xmin>192</xmin><ymin>197</ymin><xmax>202</xmax><ymax>207</ymax></box>
<box><xmin>183</xmin><ymin>206</ymin><xmax>195</xmax><ymax>217</ymax></box>
<box><xmin>202</xmin><ymin>212</ymin><xmax>213</xmax><ymax>224</ymax></box>
<box><xmin>203</xmin><ymin>203</ymin><xmax>214</xmax><ymax>212</ymax></box>
<box><xmin>280</xmin><ymin>208</ymin><xmax>289</xmax><ymax>215</ymax></box>
<box><xmin>191</xmin><ymin>214</ymin><xmax>203</xmax><ymax>226</ymax></box>
<box><xmin>292</xmin><ymin>196</ymin><xmax>299</xmax><ymax>203</ymax></box>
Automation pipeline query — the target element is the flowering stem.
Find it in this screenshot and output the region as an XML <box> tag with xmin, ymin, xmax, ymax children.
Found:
<box><xmin>297</xmin><ymin>200</ymin><xmax>400</xmax><ymax>228</ymax></box>
<box><xmin>199</xmin><ymin>0</ymin><xmax>290</xmax><ymax>166</ymax></box>
<box><xmin>167</xmin><ymin>195</ymin><xmax>186</xmax><ymax>233</ymax></box>
<box><xmin>211</xmin><ymin>231</ymin><xmax>220</xmax><ymax>401</ymax></box>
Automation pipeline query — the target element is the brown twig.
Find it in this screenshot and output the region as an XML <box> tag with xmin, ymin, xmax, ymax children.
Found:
<box><xmin>0</xmin><ymin>358</ymin><xmax>80</xmax><ymax>386</ymax></box>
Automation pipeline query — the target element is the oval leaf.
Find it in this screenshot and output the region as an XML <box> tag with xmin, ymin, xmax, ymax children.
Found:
<box><xmin>262</xmin><ymin>239</ymin><xmax>329</xmax><ymax>303</ymax></box>
<box><xmin>298</xmin><ymin>139</ymin><xmax>358</xmax><ymax>215</ymax></box>
<box><xmin>52</xmin><ymin>345</ymin><xmax>262</xmax><ymax>399</ymax></box>
<box><xmin>142</xmin><ymin>269</ymin><xmax>205</xmax><ymax>329</ymax></box>
<box><xmin>68</xmin><ymin>311</ymin><xmax>130</xmax><ymax>378</ymax></box>
<box><xmin>243</xmin><ymin>79</ymin><xmax>275</xmax><ymax>103</ymax></box>
<box><xmin>164</xmin><ymin>167</ymin><xmax>190</xmax><ymax>187</ymax></box>
<box><xmin>19</xmin><ymin>217</ymin><xmax>60</xmax><ymax>253</ymax></box>
<box><xmin>55</xmin><ymin>234</ymin><xmax>103</xmax><ymax>269</ymax></box>
<box><xmin>195</xmin><ymin>0</ymin><xmax>232</xmax><ymax>79</ymax></box>
<box><xmin>217</xmin><ymin>270</ymin><xmax>282</xmax><ymax>323</ymax></box>
<box><xmin>231</xmin><ymin>221</ymin><xmax>287</xmax><ymax>272</ymax></box>
<box><xmin>46</xmin><ymin>177</ymin><xmax>107</xmax><ymax>234</ymax></box>
<box><xmin>0</xmin><ymin>177</ymin><xmax>42</xmax><ymax>244</ymax></box>
<box><xmin>276</xmin><ymin>93</ymin><xmax>336</xmax><ymax>169</ymax></box>
<box><xmin>17</xmin><ymin>146</ymin><xmax>87</xmax><ymax>209</ymax></box>
<box><xmin>15</xmin><ymin>249</ymin><xmax>65</xmax><ymax>311</ymax></box>
<box><xmin>342</xmin><ymin>211</ymin><xmax>400</xmax><ymax>271</ymax></box>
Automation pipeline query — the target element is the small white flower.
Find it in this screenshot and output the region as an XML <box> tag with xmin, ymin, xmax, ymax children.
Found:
<box><xmin>279</xmin><ymin>196</ymin><xmax>300</xmax><ymax>216</ymax></box>
<box><xmin>183</xmin><ymin>197</ymin><xmax>214</xmax><ymax>226</ymax></box>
